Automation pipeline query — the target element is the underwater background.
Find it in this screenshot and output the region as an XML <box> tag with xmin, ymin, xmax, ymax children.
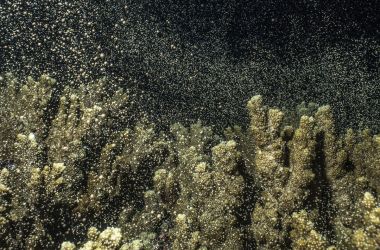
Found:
<box><xmin>0</xmin><ymin>1</ymin><xmax>379</xmax><ymax>249</ymax></box>
<box><xmin>0</xmin><ymin>0</ymin><xmax>379</xmax><ymax>133</ymax></box>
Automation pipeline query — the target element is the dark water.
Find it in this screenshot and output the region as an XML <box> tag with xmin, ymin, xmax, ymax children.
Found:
<box><xmin>0</xmin><ymin>0</ymin><xmax>379</xmax><ymax>132</ymax></box>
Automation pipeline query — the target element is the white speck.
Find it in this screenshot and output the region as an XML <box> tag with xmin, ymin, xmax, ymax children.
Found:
<box><xmin>28</xmin><ymin>133</ymin><xmax>36</xmax><ymax>142</ymax></box>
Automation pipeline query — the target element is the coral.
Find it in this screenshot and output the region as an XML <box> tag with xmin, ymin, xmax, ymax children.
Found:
<box><xmin>351</xmin><ymin>192</ymin><xmax>380</xmax><ymax>250</ymax></box>
<box><xmin>169</xmin><ymin>139</ymin><xmax>245</xmax><ymax>249</ymax></box>
<box><xmin>290</xmin><ymin>210</ymin><xmax>329</xmax><ymax>250</ymax></box>
<box><xmin>247</xmin><ymin>95</ymin><xmax>316</xmax><ymax>249</ymax></box>
<box><xmin>0</xmin><ymin>74</ymin><xmax>379</xmax><ymax>249</ymax></box>
<box><xmin>61</xmin><ymin>226</ymin><xmax>123</xmax><ymax>250</ymax></box>
<box><xmin>120</xmin><ymin>232</ymin><xmax>157</xmax><ymax>250</ymax></box>
<box><xmin>0</xmin><ymin>73</ymin><xmax>55</xmax><ymax>164</ymax></box>
<box><xmin>0</xmin><ymin>75</ymin><xmax>166</xmax><ymax>249</ymax></box>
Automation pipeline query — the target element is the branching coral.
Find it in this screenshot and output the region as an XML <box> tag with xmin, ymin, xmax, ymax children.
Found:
<box><xmin>0</xmin><ymin>74</ymin><xmax>379</xmax><ymax>249</ymax></box>
<box><xmin>0</xmin><ymin>74</ymin><xmax>55</xmax><ymax>164</ymax></box>
<box><xmin>169</xmin><ymin>139</ymin><xmax>245</xmax><ymax>249</ymax></box>
<box><xmin>289</xmin><ymin>210</ymin><xmax>329</xmax><ymax>250</ymax></box>
<box><xmin>0</xmin><ymin>75</ymin><xmax>167</xmax><ymax>249</ymax></box>
<box><xmin>352</xmin><ymin>192</ymin><xmax>380</xmax><ymax>250</ymax></box>
<box><xmin>61</xmin><ymin>226</ymin><xmax>123</xmax><ymax>250</ymax></box>
<box><xmin>233</xmin><ymin>95</ymin><xmax>379</xmax><ymax>249</ymax></box>
<box><xmin>246</xmin><ymin>95</ymin><xmax>317</xmax><ymax>249</ymax></box>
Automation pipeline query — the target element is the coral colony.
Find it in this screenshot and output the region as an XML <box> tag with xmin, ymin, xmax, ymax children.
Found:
<box><xmin>0</xmin><ymin>74</ymin><xmax>378</xmax><ymax>249</ymax></box>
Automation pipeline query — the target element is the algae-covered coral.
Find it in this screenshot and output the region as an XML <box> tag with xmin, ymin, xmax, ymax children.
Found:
<box><xmin>0</xmin><ymin>74</ymin><xmax>379</xmax><ymax>249</ymax></box>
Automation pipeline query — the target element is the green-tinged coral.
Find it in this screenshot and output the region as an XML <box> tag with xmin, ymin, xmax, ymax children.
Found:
<box><xmin>0</xmin><ymin>74</ymin><xmax>379</xmax><ymax>249</ymax></box>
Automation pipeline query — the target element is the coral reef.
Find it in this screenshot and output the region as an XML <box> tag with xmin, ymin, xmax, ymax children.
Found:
<box><xmin>0</xmin><ymin>75</ymin><xmax>379</xmax><ymax>249</ymax></box>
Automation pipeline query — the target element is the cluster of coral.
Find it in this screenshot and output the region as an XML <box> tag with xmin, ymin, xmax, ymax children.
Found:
<box><xmin>0</xmin><ymin>74</ymin><xmax>379</xmax><ymax>249</ymax></box>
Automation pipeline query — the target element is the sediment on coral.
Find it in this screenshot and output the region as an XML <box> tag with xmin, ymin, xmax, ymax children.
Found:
<box><xmin>0</xmin><ymin>74</ymin><xmax>379</xmax><ymax>249</ymax></box>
